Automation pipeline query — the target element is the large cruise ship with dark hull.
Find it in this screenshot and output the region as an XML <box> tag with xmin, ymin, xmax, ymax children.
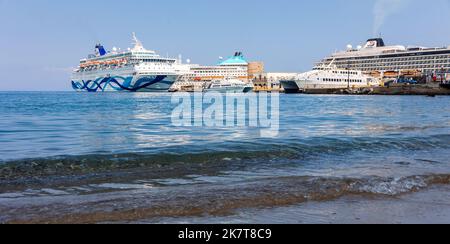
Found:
<box><xmin>316</xmin><ymin>38</ymin><xmax>450</xmax><ymax>76</ymax></box>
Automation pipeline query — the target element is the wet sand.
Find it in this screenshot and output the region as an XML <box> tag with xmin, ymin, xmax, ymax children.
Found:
<box><xmin>2</xmin><ymin>177</ymin><xmax>450</xmax><ymax>224</ymax></box>
<box><xmin>150</xmin><ymin>185</ymin><xmax>450</xmax><ymax>224</ymax></box>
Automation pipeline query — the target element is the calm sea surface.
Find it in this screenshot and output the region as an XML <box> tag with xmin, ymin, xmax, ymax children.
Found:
<box><xmin>1</xmin><ymin>92</ymin><xmax>450</xmax><ymax>223</ymax></box>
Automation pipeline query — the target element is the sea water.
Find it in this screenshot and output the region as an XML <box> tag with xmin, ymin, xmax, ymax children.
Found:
<box><xmin>0</xmin><ymin>92</ymin><xmax>450</xmax><ymax>223</ymax></box>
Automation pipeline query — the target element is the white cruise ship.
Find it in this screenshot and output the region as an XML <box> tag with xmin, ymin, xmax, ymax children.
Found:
<box><xmin>281</xmin><ymin>62</ymin><xmax>379</xmax><ymax>93</ymax></box>
<box><xmin>71</xmin><ymin>33</ymin><xmax>178</xmax><ymax>92</ymax></box>
<box><xmin>170</xmin><ymin>52</ymin><xmax>253</xmax><ymax>92</ymax></box>
<box><xmin>316</xmin><ymin>38</ymin><xmax>450</xmax><ymax>75</ymax></box>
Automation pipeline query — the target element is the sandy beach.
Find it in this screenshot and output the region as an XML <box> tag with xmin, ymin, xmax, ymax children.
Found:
<box><xmin>2</xmin><ymin>177</ymin><xmax>450</xmax><ymax>224</ymax></box>
<box><xmin>149</xmin><ymin>185</ymin><xmax>450</xmax><ymax>224</ymax></box>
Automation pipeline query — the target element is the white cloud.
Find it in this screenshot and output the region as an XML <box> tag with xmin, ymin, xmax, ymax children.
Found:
<box><xmin>373</xmin><ymin>0</ymin><xmax>412</xmax><ymax>36</ymax></box>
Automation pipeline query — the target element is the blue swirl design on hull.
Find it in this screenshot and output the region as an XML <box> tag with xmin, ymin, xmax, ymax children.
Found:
<box><xmin>72</xmin><ymin>75</ymin><xmax>171</xmax><ymax>92</ymax></box>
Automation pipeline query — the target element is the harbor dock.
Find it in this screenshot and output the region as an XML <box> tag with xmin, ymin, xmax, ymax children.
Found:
<box><xmin>371</xmin><ymin>83</ymin><xmax>450</xmax><ymax>95</ymax></box>
<box><xmin>296</xmin><ymin>83</ymin><xmax>450</xmax><ymax>96</ymax></box>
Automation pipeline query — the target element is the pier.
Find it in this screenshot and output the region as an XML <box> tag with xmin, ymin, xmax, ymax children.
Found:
<box><xmin>295</xmin><ymin>83</ymin><xmax>450</xmax><ymax>96</ymax></box>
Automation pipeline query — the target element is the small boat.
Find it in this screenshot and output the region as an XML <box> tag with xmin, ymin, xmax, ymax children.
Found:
<box><xmin>204</xmin><ymin>79</ymin><xmax>253</xmax><ymax>93</ymax></box>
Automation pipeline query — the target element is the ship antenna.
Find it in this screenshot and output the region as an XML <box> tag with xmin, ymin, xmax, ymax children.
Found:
<box><xmin>132</xmin><ymin>32</ymin><xmax>138</xmax><ymax>44</ymax></box>
<box><xmin>132</xmin><ymin>32</ymin><xmax>144</xmax><ymax>51</ymax></box>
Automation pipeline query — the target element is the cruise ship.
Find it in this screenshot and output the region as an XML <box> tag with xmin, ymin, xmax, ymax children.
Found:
<box><xmin>182</xmin><ymin>52</ymin><xmax>250</xmax><ymax>81</ymax></box>
<box><xmin>281</xmin><ymin>62</ymin><xmax>379</xmax><ymax>93</ymax></box>
<box><xmin>316</xmin><ymin>38</ymin><xmax>450</xmax><ymax>75</ymax></box>
<box><xmin>170</xmin><ymin>52</ymin><xmax>253</xmax><ymax>92</ymax></box>
<box><xmin>71</xmin><ymin>33</ymin><xmax>178</xmax><ymax>92</ymax></box>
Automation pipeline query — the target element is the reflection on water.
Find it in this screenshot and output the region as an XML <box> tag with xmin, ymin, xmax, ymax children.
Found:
<box><xmin>1</xmin><ymin>93</ymin><xmax>449</xmax><ymax>161</ymax></box>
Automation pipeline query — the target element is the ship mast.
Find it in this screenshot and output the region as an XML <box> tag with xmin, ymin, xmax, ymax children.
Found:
<box><xmin>131</xmin><ymin>32</ymin><xmax>145</xmax><ymax>52</ymax></box>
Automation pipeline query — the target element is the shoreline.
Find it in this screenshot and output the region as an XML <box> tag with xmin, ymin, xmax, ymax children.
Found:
<box><xmin>3</xmin><ymin>185</ymin><xmax>450</xmax><ymax>224</ymax></box>
<box><xmin>288</xmin><ymin>84</ymin><xmax>450</xmax><ymax>96</ymax></box>
<box><xmin>2</xmin><ymin>174</ymin><xmax>450</xmax><ymax>224</ymax></box>
<box><xmin>149</xmin><ymin>185</ymin><xmax>450</xmax><ymax>224</ymax></box>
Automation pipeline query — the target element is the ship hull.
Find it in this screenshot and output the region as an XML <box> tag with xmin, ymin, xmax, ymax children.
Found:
<box><xmin>71</xmin><ymin>75</ymin><xmax>177</xmax><ymax>92</ymax></box>
<box><xmin>295</xmin><ymin>80</ymin><xmax>374</xmax><ymax>90</ymax></box>
<box><xmin>280</xmin><ymin>80</ymin><xmax>301</xmax><ymax>93</ymax></box>
<box><xmin>204</xmin><ymin>86</ymin><xmax>253</xmax><ymax>93</ymax></box>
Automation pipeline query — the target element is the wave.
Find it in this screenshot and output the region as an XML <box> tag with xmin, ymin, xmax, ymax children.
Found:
<box><xmin>4</xmin><ymin>173</ymin><xmax>450</xmax><ymax>224</ymax></box>
<box><xmin>1</xmin><ymin>134</ymin><xmax>449</xmax><ymax>182</ymax></box>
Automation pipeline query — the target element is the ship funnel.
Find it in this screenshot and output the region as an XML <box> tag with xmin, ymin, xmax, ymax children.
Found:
<box><xmin>95</xmin><ymin>44</ymin><xmax>107</xmax><ymax>56</ymax></box>
<box><xmin>364</xmin><ymin>38</ymin><xmax>385</xmax><ymax>48</ymax></box>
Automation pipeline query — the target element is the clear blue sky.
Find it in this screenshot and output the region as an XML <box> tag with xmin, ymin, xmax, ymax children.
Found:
<box><xmin>1</xmin><ymin>0</ymin><xmax>450</xmax><ymax>91</ymax></box>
